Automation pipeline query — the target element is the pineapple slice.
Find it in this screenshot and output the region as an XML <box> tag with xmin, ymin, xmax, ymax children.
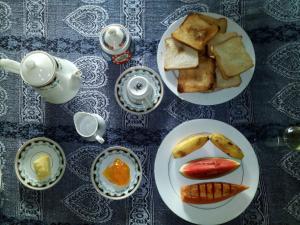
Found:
<box><xmin>33</xmin><ymin>153</ymin><xmax>51</xmax><ymax>180</ymax></box>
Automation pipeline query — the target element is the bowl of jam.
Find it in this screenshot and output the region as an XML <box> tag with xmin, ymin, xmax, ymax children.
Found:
<box><xmin>91</xmin><ymin>146</ymin><xmax>142</xmax><ymax>200</ymax></box>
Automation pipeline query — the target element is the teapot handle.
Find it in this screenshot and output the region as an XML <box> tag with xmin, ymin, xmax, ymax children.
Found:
<box><xmin>0</xmin><ymin>59</ymin><xmax>21</xmax><ymax>74</ymax></box>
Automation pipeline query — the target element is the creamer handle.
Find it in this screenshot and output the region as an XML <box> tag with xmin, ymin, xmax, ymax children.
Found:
<box><xmin>0</xmin><ymin>59</ymin><xmax>21</xmax><ymax>74</ymax></box>
<box><xmin>95</xmin><ymin>135</ymin><xmax>105</xmax><ymax>144</ymax></box>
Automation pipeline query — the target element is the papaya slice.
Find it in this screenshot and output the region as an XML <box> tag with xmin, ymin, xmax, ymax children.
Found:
<box><xmin>181</xmin><ymin>182</ymin><xmax>248</xmax><ymax>204</ymax></box>
<box><xmin>179</xmin><ymin>157</ymin><xmax>240</xmax><ymax>179</ymax></box>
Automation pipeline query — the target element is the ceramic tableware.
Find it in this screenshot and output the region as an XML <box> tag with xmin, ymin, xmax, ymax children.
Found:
<box><xmin>115</xmin><ymin>66</ymin><xmax>164</xmax><ymax>114</ymax></box>
<box><xmin>157</xmin><ymin>12</ymin><xmax>256</xmax><ymax>105</ymax></box>
<box><xmin>154</xmin><ymin>119</ymin><xmax>259</xmax><ymax>225</ymax></box>
<box><xmin>91</xmin><ymin>146</ymin><xmax>142</xmax><ymax>200</ymax></box>
<box><xmin>0</xmin><ymin>50</ymin><xmax>81</xmax><ymax>104</ymax></box>
<box><xmin>15</xmin><ymin>137</ymin><xmax>66</xmax><ymax>190</ymax></box>
<box><xmin>99</xmin><ymin>24</ymin><xmax>133</xmax><ymax>64</ymax></box>
<box><xmin>74</xmin><ymin>112</ymin><xmax>106</xmax><ymax>144</ymax></box>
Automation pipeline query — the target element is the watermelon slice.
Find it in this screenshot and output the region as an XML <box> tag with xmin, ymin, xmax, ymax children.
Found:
<box><xmin>179</xmin><ymin>157</ymin><xmax>240</xmax><ymax>179</ymax></box>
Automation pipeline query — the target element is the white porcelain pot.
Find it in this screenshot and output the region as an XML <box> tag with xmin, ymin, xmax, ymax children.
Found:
<box><xmin>0</xmin><ymin>50</ymin><xmax>81</xmax><ymax>104</ymax></box>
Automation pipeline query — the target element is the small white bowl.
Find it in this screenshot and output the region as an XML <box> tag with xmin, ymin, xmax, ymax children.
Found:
<box><xmin>15</xmin><ymin>137</ymin><xmax>66</xmax><ymax>190</ymax></box>
<box><xmin>91</xmin><ymin>146</ymin><xmax>142</xmax><ymax>200</ymax></box>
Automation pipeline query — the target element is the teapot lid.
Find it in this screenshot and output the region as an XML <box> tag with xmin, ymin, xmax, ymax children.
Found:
<box><xmin>21</xmin><ymin>51</ymin><xmax>56</xmax><ymax>87</ymax></box>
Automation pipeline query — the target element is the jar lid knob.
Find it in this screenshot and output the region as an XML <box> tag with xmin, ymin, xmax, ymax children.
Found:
<box><xmin>103</xmin><ymin>25</ymin><xmax>125</xmax><ymax>49</ymax></box>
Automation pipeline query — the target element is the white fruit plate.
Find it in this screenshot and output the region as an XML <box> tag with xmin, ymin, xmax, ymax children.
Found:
<box><xmin>154</xmin><ymin>119</ymin><xmax>259</xmax><ymax>225</ymax></box>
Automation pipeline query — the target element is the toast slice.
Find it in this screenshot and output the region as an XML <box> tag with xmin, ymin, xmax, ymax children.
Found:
<box><xmin>215</xmin><ymin>69</ymin><xmax>241</xmax><ymax>89</ymax></box>
<box><xmin>212</xmin><ymin>36</ymin><xmax>254</xmax><ymax>78</ymax></box>
<box><xmin>172</xmin><ymin>13</ymin><xmax>219</xmax><ymax>51</ymax></box>
<box><xmin>216</xmin><ymin>18</ymin><xmax>227</xmax><ymax>33</ymax></box>
<box><xmin>178</xmin><ymin>56</ymin><xmax>215</xmax><ymax>93</ymax></box>
<box><xmin>197</xmin><ymin>14</ymin><xmax>227</xmax><ymax>33</ymax></box>
<box><xmin>207</xmin><ymin>32</ymin><xmax>238</xmax><ymax>58</ymax></box>
<box><xmin>164</xmin><ymin>38</ymin><xmax>199</xmax><ymax>70</ymax></box>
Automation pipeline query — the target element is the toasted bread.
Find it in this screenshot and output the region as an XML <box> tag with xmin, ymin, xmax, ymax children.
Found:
<box><xmin>215</xmin><ymin>69</ymin><xmax>241</xmax><ymax>89</ymax></box>
<box><xmin>216</xmin><ymin>18</ymin><xmax>227</xmax><ymax>33</ymax></box>
<box><xmin>207</xmin><ymin>32</ymin><xmax>238</xmax><ymax>58</ymax></box>
<box><xmin>198</xmin><ymin>47</ymin><xmax>206</xmax><ymax>56</ymax></box>
<box><xmin>172</xmin><ymin>13</ymin><xmax>218</xmax><ymax>50</ymax></box>
<box><xmin>197</xmin><ymin>14</ymin><xmax>227</xmax><ymax>33</ymax></box>
<box><xmin>212</xmin><ymin>36</ymin><xmax>254</xmax><ymax>78</ymax></box>
<box><xmin>164</xmin><ymin>38</ymin><xmax>199</xmax><ymax>70</ymax></box>
<box><xmin>178</xmin><ymin>56</ymin><xmax>215</xmax><ymax>93</ymax></box>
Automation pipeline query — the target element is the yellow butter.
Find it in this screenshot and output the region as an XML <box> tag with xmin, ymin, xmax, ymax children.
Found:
<box><xmin>33</xmin><ymin>154</ymin><xmax>51</xmax><ymax>180</ymax></box>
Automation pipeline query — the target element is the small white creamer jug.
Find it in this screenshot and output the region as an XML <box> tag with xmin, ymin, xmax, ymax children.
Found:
<box><xmin>0</xmin><ymin>50</ymin><xmax>81</xmax><ymax>104</ymax></box>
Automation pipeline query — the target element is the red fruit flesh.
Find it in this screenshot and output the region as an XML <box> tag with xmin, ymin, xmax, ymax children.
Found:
<box><xmin>180</xmin><ymin>157</ymin><xmax>240</xmax><ymax>179</ymax></box>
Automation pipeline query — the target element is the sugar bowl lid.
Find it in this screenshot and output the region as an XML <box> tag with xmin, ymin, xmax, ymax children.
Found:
<box><xmin>127</xmin><ymin>76</ymin><xmax>152</xmax><ymax>101</ymax></box>
<box><xmin>21</xmin><ymin>51</ymin><xmax>56</xmax><ymax>87</ymax></box>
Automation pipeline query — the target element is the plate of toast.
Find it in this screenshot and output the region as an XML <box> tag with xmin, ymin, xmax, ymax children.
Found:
<box><xmin>157</xmin><ymin>12</ymin><xmax>255</xmax><ymax>105</ymax></box>
<box><xmin>154</xmin><ymin>119</ymin><xmax>259</xmax><ymax>224</ymax></box>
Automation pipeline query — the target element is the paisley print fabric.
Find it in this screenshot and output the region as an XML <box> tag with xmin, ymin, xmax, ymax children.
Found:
<box><xmin>267</xmin><ymin>42</ymin><xmax>300</xmax><ymax>80</ymax></box>
<box><xmin>64</xmin><ymin>5</ymin><xmax>108</xmax><ymax>37</ymax></box>
<box><xmin>0</xmin><ymin>1</ymin><xmax>11</xmax><ymax>32</ymax></box>
<box><xmin>264</xmin><ymin>0</ymin><xmax>300</xmax><ymax>22</ymax></box>
<box><xmin>0</xmin><ymin>0</ymin><xmax>299</xmax><ymax>224</ymax></box>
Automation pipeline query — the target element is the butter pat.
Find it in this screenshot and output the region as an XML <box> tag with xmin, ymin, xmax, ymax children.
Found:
<box><xmin>33</xmin><ymin>154</ymin><xmax>51</xmax><ymax>180</ymax></box>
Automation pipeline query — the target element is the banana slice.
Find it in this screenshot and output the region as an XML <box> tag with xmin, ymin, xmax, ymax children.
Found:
<box><xmin>172</xmin><ymin>133</ymin><xmax>209</xmax><ymax>158</ymax></box>
<box><xmin>209</xmin><ymin>133</ymin><xmax>244</xmax><ymax>159</ymax></box>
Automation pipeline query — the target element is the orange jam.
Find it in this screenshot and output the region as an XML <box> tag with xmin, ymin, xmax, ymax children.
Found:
<box><xmin>103</xmin><ymin>158</ymin><xmax>130</xmax><ymax>186</ymax></box>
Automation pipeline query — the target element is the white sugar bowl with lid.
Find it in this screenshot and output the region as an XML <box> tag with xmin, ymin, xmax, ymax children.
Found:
<box><xmin>99</xmin><ymin>24</ymin><xmax>133</xmax><ymax>64</ymax></box>
<box><xmin>0</xmin><ymin>50</ymin><xmax>81</xmax><ymax>104</ymax></box>
<box><xmin>115</xmin><ymin>66</ymin><xmax>164</xmax><ymax>114</ymax></box>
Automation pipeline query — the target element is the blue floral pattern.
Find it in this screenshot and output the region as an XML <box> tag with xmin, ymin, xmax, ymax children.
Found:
<box><xmin>0</xmin><ymin>0</ymin><xmax>299</xmax><ymax>224</ymax></box>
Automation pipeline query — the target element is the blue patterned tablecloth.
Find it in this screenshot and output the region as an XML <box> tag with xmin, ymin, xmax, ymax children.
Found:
<box><xmin>0</xmin><ymin>0</ymin><xmax>300</xmax><ymax>225</ymax></box>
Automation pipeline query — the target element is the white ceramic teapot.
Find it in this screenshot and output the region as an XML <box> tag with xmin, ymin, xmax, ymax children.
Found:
<box><xmin>0</xmin><ymin>51</ymin><xmax>81</xmax><ymax>104</ymax></box>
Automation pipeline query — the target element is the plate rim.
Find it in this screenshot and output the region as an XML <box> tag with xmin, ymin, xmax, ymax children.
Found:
<box><xmin>154</xmin><ymin>119</ymin><xmax>259</xmax><ymax>225</ymax></box>
<box><xmin>156</xmin><ymin>12</ymin><xmax>256</xmax><ymax>105</ymax></box>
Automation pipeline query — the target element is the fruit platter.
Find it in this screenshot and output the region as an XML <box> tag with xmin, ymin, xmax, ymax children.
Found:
<box><xmin>154</xmin><ymin>119</ymin><xmax>259</xmax><ymax>224</ymax></box>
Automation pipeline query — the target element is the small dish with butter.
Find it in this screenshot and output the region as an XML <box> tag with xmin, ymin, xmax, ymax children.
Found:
<box><xmin>91</xmin><ymin>146</ymin><xmax>142</xmax><ymax>200</ymax></box>
<box><xmin>15</xmin><ymin>137</ymin><xmax>66</xmax><ymax>190</ymax></box>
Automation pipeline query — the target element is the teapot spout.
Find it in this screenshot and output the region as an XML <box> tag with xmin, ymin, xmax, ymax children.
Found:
<box><xmin>70</xmin><ymin>69</ymin><xmax>81</xmax><ymax>90</ymax></box>
<box><xmin>0</xmin><ymin>59</ymin><xmax>21</xmax><ymax>74</ymax></box>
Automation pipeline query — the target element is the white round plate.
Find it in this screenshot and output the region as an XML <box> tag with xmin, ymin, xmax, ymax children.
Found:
<box><xmin>157</xmin><ymin>13</ymin><xmax>256</xmax><ymax>105</ymax></box>
<box><xmin>154</xmin><ymin>119</ymin><xmax>259</xmax><ymax>225</ymax></box>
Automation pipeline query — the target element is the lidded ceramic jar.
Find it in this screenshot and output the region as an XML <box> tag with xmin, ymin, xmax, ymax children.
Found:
<box><xmin>99</xmin><ymin>24</ymin><xmax>133</xmax><ymax>64</ymax></box>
